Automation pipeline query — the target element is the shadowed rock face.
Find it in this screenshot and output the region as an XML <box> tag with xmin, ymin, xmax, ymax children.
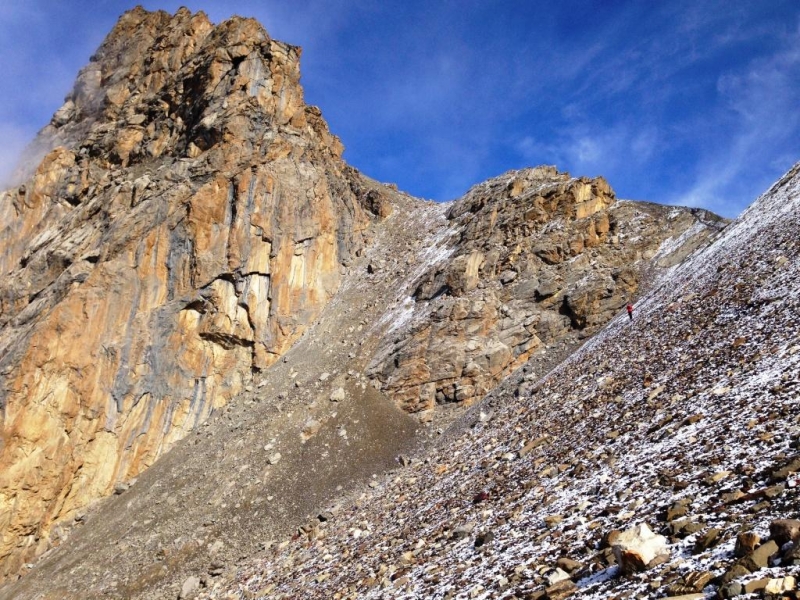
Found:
<box><xmin>0</xmin><ymin>7</ymin><xmax>726</xmax><ymax>589</ymax></box>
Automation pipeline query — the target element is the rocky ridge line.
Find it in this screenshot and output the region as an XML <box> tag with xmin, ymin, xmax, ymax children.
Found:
<box><xmin>0</xmin><ymin>6</ymin><xmax>727</xmax><ymax>594</ymax></box>
<box><xmin>366</xmin><ymin>166</ymin><xmax>724</xmax><ymax>418</ymax></box>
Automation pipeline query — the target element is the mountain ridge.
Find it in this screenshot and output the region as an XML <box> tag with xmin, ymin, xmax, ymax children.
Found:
<box><xmin>2</xmin><ymin>7</ymin><xmax>780</xmax><ymax>600</ymax></box>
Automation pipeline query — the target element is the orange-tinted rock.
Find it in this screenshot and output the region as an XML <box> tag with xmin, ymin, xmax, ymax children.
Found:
<box><xmin>0</xmin><ymin>7</ymin><xmax>389</xmax><ymax>579</ymax></box>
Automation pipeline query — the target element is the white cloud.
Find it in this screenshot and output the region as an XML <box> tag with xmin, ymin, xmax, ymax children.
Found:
<box><xmin>630</xmin><ymin>127</ymin><xmax>659</xmax><ymax>162</ymax></box>
<box><xmin>516</xmin><ymin>122</ymin><xmax>660</xmax><ymax>181</ymax></box>
<box><xmin>0</xmin><ymin>123</ymin><xmax>33</xmax><ymax>190</ymax></box>
<box><xmin>574</xmin><ymin>137</ymin><xmax>602</xmax><ymax>165</ymax></box>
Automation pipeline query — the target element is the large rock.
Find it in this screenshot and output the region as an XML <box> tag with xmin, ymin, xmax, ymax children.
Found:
<box><xmin>612</xmin><ymin>523</ymin><xmax>670</xmax><ymax>574</ymax></box>
<box><xmin>770</xmin><ymin>519</ymin><xmax>800</xmax><ymax>546</ymax></box>
<box><xmin>367</xmin><ymin>169</ymin><xmax>725</xmax><ymax>415</ymax></box>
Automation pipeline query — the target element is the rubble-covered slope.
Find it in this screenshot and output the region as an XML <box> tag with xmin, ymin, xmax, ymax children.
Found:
<box><xmin>186</xmin><ymin>163</ymin><xmax>800</xmax><ymax>600</ymax></box>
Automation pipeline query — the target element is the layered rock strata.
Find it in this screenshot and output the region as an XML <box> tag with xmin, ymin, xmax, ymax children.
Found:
<box><xmin>0</xmin><ymin>7</ymin><xmax>390</xmax><ymax>579</ymax></box>
<box><xmin>367</xmin><ymin>166</ymin><xmax>724</xmax><ymax>417</ymax></box>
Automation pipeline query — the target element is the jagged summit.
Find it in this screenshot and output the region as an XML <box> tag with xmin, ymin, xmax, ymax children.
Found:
<box><xmin>11</xmin><ymin>7</ymin><xmax>323</xmax><ymax>184</ymax></box>
<box><xmin>0</xmin><ymin>6</ymin><xmax>392</xmax><ymax>581</ymax></box>
<box><xmin>0</xmin><ymin>7</ymin><xmax>749</xmax><ymax>599</ymax></box>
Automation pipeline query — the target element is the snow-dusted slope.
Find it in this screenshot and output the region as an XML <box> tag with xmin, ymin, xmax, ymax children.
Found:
<box><xmin>199</xmin><ymin>163</ymin><xmax>800</xmax><ymax>599</ymax></box>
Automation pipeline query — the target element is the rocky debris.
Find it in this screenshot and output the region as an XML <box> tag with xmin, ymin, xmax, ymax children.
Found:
<box><xmin>555</xmin><ymin>557</ymin><xmax>582</xmax><ymax>574</ymax></box>
<box><xmin>543</xmin><ymin>578</ymin><xmax>577</xmax><ymax>599</ymax></box>
<box><xmin>474</xmin><ymin>530</ymin><xmax>495</xmax><ymax>548</ymax></box>
<box><xmin>693</xmin><ymin>527</ymin><xmax>723</xmax><ymax>553</ymax></box>
<box><xmin>665</xmin><ymin>571</ymin><xmax>712</xmax><ymax>595</ymax></box>
<box><xmin>734</xmin><ymin>530</ymin><xmax>761</xmax><ymax>557</ymax></box>
<box><xmin>739</xmin><ymin>540</ymin><xmax>779</xmax><ymax>571</ymax></box>
<box><xmin>542</xmin><ymin>566</ymin><xmax>571</xmax><ymax>585</ymax></box>
<box><xmin>765</xmin><ymin>576</ymin><xmax>796</xmax><ymax>595</ymax></box>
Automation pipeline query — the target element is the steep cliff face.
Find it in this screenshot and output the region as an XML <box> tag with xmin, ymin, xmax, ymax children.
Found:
<box><xmin>0</xmin><ymin>7</ymin><xmax>729</xmax><ymax>591</ymax></box>
<box><xmin>366</xmin><ymin>167</ymin><xmax>725</xmax><ymax>417</ymax></box>
<box><xmin>0</xmin><ymin>7</ymin><xmax>389</xmax><ymax>579</ymax></box>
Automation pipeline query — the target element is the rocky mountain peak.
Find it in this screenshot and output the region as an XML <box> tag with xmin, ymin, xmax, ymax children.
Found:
<box><xmin>0</xmin><ymin>8</ymin><xmax>738</xmax><ymax>597</ymax></box>
<box><xmin>0</xmin><ymin>7</ymin><xmax>391</xmax><ymax>581</ymax></box>
<box><xmin>16</xmin><ymin>5</ymin><xmax>343</xmax><ymax>186</ymax></box>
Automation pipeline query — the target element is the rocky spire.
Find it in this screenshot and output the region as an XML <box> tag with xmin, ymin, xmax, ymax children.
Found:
<box><xmin>0</xmin><ymin>7</ymin><xmax>390</xmax><ymax>579</ymax></box>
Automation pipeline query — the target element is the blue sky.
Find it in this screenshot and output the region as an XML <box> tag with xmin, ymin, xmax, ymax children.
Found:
<box><xmin>0</xmin><ymin>1</ymin><xmax>798</xmax><ymax>217</ymax></box>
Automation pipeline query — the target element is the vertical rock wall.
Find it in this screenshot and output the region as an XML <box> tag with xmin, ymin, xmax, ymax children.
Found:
<box><xmin>0</xmin><ymin>8</ymin><xmax>387</xmax><ymax>578</ymax></box>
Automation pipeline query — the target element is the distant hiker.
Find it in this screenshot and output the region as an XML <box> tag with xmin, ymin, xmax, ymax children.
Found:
<box><xmin>626</xmin><ymin>302</ymin><xmax>634</xmax><ymax>321</ymax></box>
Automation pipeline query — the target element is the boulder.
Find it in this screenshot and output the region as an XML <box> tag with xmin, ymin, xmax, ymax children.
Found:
<box><xmin>740</xmin><ymin>540</ymin><xmax>779</xmax><ymax>571</ymax></box>
<box><xmin>179</xmin><ymin>575</ymin><xmax>201</xmax><ymax>599</ymax></box>
<box><xmin>764</xmin><ymin>576</ymin><xmax>796</xmax><ymax>594</ymax></box>
<box><xmin>770</xmin><ymin>519</ymin><xmax>800</xmax><ymax>545</ymax></box>
<box><xmin>734</xmin><ymin>531</ymin><xmax>760</xmax><ymax>557</ymax></box>
<box><xmin>611</xmin><ymin>523</ymin><xmax>669</xmax><ymax>574</ymax></box>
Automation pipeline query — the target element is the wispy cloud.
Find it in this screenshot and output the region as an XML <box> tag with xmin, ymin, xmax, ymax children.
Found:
<box><xmin>0</xmin><ymin>1</ymin><xmax>110</xmax><ymax>189</ymax></box>
<box><xmin>673</xmin><ymin>19</ymin><xmax>800</xmax><ymax>215</ymax></box>
<box><xmin>0</xmin><ymin>123</ymin><xmax>34</xmax><ymax>189</ymax></box>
